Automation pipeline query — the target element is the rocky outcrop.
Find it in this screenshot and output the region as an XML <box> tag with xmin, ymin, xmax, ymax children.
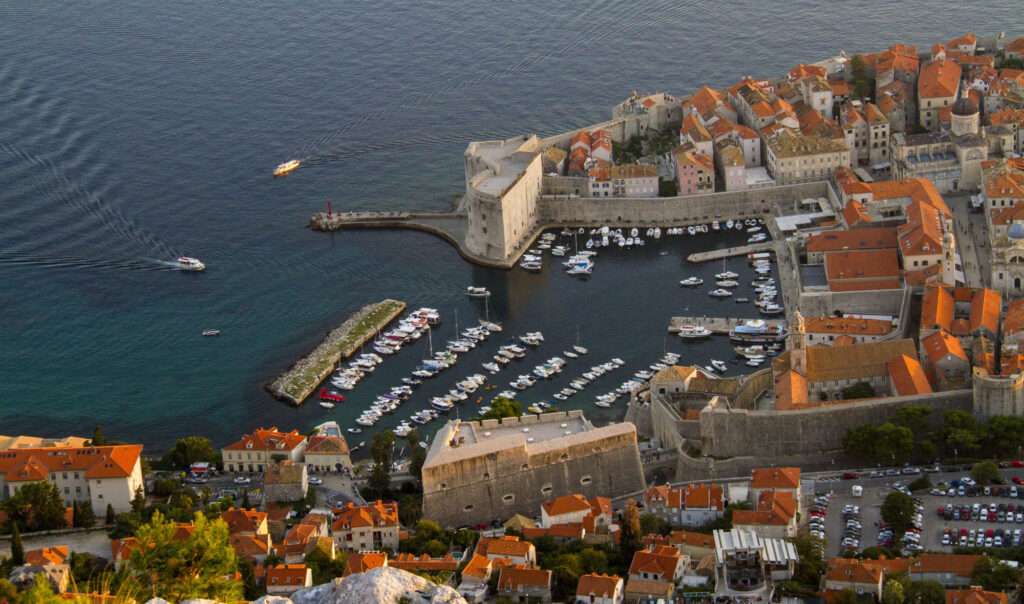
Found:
<box><xmin>277</xmin><ymin>567</ymin><xmax>465</xmax><ymax>604</ymax></box>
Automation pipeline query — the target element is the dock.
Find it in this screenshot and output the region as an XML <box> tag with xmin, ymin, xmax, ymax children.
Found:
<box><xmin>668</xmin><ymin>316</ymin><xmax>786</xmax><ymax>334</ymax></box>
<box><xmin>686</xmin><ymin>242</ymin><xmax>774</xmax><ymax>263</ymax></box>
<box><xmin>266</xmin><ymin>299</ymin><xmax>406</xmax><ymax>406</ymax></box>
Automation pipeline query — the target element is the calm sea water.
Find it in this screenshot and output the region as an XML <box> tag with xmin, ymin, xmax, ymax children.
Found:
<box><xmin>0</xmin><ymin>1</ymin><xmax>1020</xmax><ymax>452</ymax></box>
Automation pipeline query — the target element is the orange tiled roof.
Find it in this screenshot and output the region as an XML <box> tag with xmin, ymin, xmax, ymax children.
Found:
<box><xmin>223</xmin><ymin>427</ymin><xmax>305</xmax><ymax>452</ymax></box>
<box><xmin>888</xmin><ymin>355</ymin><xmax>933</xmax><ymax>396</ymax></box>
<box><xmin>629</xmin><ymin>548</ymin><xmax>681</xmax><ymax>579</ymax></box>
<box><xmin>824</xmin><ymin>249</ymin><xmax>901</xmax><ymax>287</ymax></box>
<box><xmin>331</xmin><ymin>500</ymin><xmax>398</xmax><ymax>531</ymax></box>
<box><xmin>461</xmin><ymin>553</ymin><xmax>492</xmax><ymax>580</ymax></box>
<box><xmin>909</xmin><ymin>553</ymin><xmax>981</xmax><ymax>577</ymax></box>
<box><xmin>683</xmin><ymin>483</ymin><xmax>723</xmax><ymax>511</ymax></box>
<box><xmin>751</xmin><ymin>467</ymin><xmax>800</xmax><ymax>489</ymax></box>
<box><xmin>229</xmin><ymin>533</ymin><xmax>272</xmax><ymax>559</ymax></box>
<box><xmin>922</xmin><ymin>330</ymin><xmax>968</xmax><ymax>364</ymax></box>
<box><xmin>577</xmin><ymin>573</ymin><xmax>622</xmax><ymax>598</ymax></box>
<box><xmin>866</xmin><ymin>178</ymin><xmax>951</xmax><ymax>217</ymax></box>
<box><xmin>898</xmin><ymin>200</ymin><xmax>944</xmax><ymax>258</ymax></box>
<box><xmin>947</xmin><ymin>587</ymin><xmax>1008</xmax><ymax>604</ymax></box>
<box><xmin>843</xmin><ymin>200</ymin><xmax>873</xmax><ymax>227</ymax></box>
<box><xmin>804</xmin><ymin>316</ymin><xmax>893</xmax><ymax>336</ymax></box>
<box><xmin>970</xmin><ymin>288</ymin><xmax>1001</xmax><ymax>335</ymax></box>
<box><xmin>921</xmin><ymin>285</ymin><xmax>954</xmax><ymax>332</ymax></box>
<box><xmin>523</xmin><ymin>523</ymin><xmax>585</xmax><ymax>541</ymax></box>
<box><xmin>344</xmin><ymin>552</ymin><xmax>387</xmax><ymax>576</ymax></box>
<box><xmin>266</xmin><ymin>563</ymin><xmax>310</xmax><ymax>586</ymax></box>
<box><xmin>0</xmin><ymin>444</ymin><xmax>142</xmax><ymax>483</ymax></box>
<box><xmin>825</xmin><ymin>557</ymin><xmax>883</xmax><ymax>583</ymax></box>
<box><xmin>389</xmin><ymin>553</ymin><xmax>459</xmax><ymax>572</ymax></box>
<box><xmin>498</xmin><ymin>565</ymin><xmax>551</xmax><ymax>590</ymax></box>
<box><xmin>221</xmin><ymin>508</ymin><xmax>267</xmax><ymax>534</ymax></box>
<box><xmin>774</xmin><ymin>369</ymin><xmax>810</xmax><ymax>410</ymax></box>
<box><xmin>484</xmin><ymin>536</ymin><xmax>535</xmax><ymax>558</ymax></box>
<box><xmin>25</xmin><ymin>546</ymin><xmax>69</xmax><ymax>566</ymax></box>
<box><xmin>919</xmin><ymin>58</ymin><xmax>962</xmax><ymax>99</ymax></box>
<box><xmin>305</xmin><ymin>435</ymin><xmax>349</xmax><ymax>456</ymax></box>
<box><xmin>1005</xmin><ymin>299</ymin><xmax>1024</xmax><ymax>336</ymax></box>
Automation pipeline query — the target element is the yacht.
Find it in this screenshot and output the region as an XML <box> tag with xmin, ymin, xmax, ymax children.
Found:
<box><xmin>175</xmin><ymin>256</ymin><xmax>206</xmax><ymax>271</ymax></box>
<box><xmin>709</xmin><ymin>288</ymin><xmax>733</xmax><ymax>297</ymax></box>
<box><xmin>273</xmin><ymin>159</ymin><xmax>301</xmax><ymax>177</ymax></box>
<box><xmin>729</xmin><ymin>319</ymin><xmax>787</xmax><ymax>344</ymax></box>
<box><xmin>679</xmin><ymin>276</ymin><xmax>704</xmax><ymax>287</ymax></box>
<box><xmin>677</xmin><ymin>324</ymin><xmax>712</xmax><ymax>339</ymax></box>
<box><xmin>520</xmin><ymin>261</ymin><xmax>542</xmax><ymax>272</ymax></box>
<box><xmin>714</xmin><ymin>271</ymin><xmax>739</xmax><ymax>280</ymax></box>
<box><xmin>466</xmin><ymin>286</ymin><xmax>491</xmax><ymax>298</ymax></box>
<box><xmin>715</xmin><ymin>280</ymin><xmax>740</xmax><ymax>288</ymax></box>
<box><xmin>202</xmin><ymin>329</ymin><xmax>220</xmax><ymax>337</ymax></box>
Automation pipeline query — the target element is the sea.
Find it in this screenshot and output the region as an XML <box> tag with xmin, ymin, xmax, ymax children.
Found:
<box><xmin>1</xmin><ymin>0</ymin><xmax>1021</xmax><ymax>454</ymax></box>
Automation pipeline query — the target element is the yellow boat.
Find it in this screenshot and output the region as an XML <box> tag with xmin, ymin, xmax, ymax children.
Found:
<box><xmin>273</xmin><ymin>159</ymin><xmax>301</xmax><ymax>177</ymax></box>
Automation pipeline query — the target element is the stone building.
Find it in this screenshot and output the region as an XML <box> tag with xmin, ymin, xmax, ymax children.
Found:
<box><xmin>331</xmin><ymin>500</ymin><xmax>400</xmax><ymax>553</ymax></box>
<box><xmin>463</xmin><ymin>135</ymin><xmax>544</xmax><ymax>262</ymax></box>
<box><xmin>420</xmin><ymin>411</ymin><xmax>645</xmax><ymax>527</ymax></box>
<box><xmin>263</xmin><ymin>460</ymin><xmax>308</xmax><ymax>504</ymax></box>
<box><xmin>303</xmin><ymin>434</ymin><xmax>352</xmax><ymax>474</ymax></box>
<box><xmin>918</xmin><ymin>54</ymin><xmax>961</xmax><ymax>131</ymax></box>
<box><xmin>764</xmin><ymin>130</ymin><xmax>850</xmax><ymax>185</ymax></box>
<box><xmin>221</xmin><ymin>426</ymin><xmax>307</xmax><ymax>474</ymax></box>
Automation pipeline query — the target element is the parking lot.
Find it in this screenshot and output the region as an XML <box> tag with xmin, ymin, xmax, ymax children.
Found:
<box><xmin>816</xmin><ymin>467</ymin><xmax>1024</xmax><ymax>557</ymax></box>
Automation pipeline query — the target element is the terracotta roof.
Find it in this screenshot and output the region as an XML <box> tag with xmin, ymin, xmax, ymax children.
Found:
<box><xmin>825</xmin><ymin>558</ymin><xmax>883</xmax><ymax>583</ymax></box>
<box><xmin>735</xmin><ymin>124</ymin><xmax>760</xmax><ymax>140</ymax></box>
<box><xmin>804</xmin><ymin>316</ymin><xmax>893</xmax><ymax>336</ymax></box>
<box><xmin>909</xmin><ymin>553</ymin><xmax>981</xmax><ymax>577</ymax></box>
<box><xmin>0</xmin><ymin>444</ymin><xmax>142</xmax><ymax>483</ymax></box>
<box><xmin>484</xmin><ymin>536</ymin><xmax>535</xmax><ymax>558</ymax></box>
<box><xmin>223</xmin><ymin>427</ymin><xmax>306</xmax><ymax>452</ymax></box>
<box><xmin>922</xmin><ymin>285</ymin><xmax>955</xmax><ymax>332</ymax></box>
<box><xmin>947</xmin><ymin>588</ymin><xmax>1008</xmax><ymax>604</ymax></box>
<box><xmin>675</xmin><ymin>149</ymin><xmax>713</xmax><ymax>171</ymax></box>
<box><xmin>344</xmin><ymin>552</ymin><xmax>387</xmax><ymax>576</ymax></box>
<box><xmin>266</xmin><ymin>564</ymin><xmax>310</xmax><ymax>586</ymax></box>
<box><xmin>229</xmin><ymin>534</ymin><xmax>272</xmax><ymax>559</ymax></box>
<box><xmin>624</xmin><ymin>577</ymin><xmax>674</xmax><ymax>597</ymax></box>
<box><xmin>1005</xmin><ymin>299</ymin><xmax>1024</xmax><ymax>336</ymax></box>
<box><xmin>969</xmin><ymin>289</ymin><xmax>1001</xmax><ymax>334</ymax></box>
<box><xmin>824</xmin><ymin>249</ymin><xmax>901</xmax><ymax>288</ymax></box>
<box><xmin>830</xmin><ymin>80</ymin><xmax>851</xmax><ymax>96</ymax></box>
<box><xmin>629</xmin><ymin>548</ymin><xmax>681</xmax><ymax>579</ymax></box>
<box><xmin>919</xmin><ymin>58</ymin><xmax>962</xmax><ymax>99</ymax></box>
<box><xmin>735</xmin><ymin>490</ymin><xmax>796</xmax><ymax>527</ymax></box>
<box><xmin>843</xmin><ymin>200</ymin><xmax>873</xmax><ymax>226</ymax></box>
<box><xmin>774</xmin><ymin>369</ymin><xmax>809</xmax><ymax>410</ymax></box>
<box><xmin>866</xmin><ymin>178</ymin><xmax>951</xmax><ymax>217</ymax></box>
<box><xmin>389</xmin><ymin>553</ymin><xmax>459</xmax><ymax>572</ymax></box>
<box><xmin>807</xmin><ymin>228</ymin><xmax>898</xmax><ymax>253</ymax></box>
<box><xmin>1007</xmin><ymin>37</ymin><xmax>1024</xmax><ymax>55</ymax></box>
<box><xmin>888</xmin><ymin>355</ymin><xmax>933</xmax><ymax>396</ymax></box>
<box><xmin>25</xmin><ymin>546</ymin><xmax>69</xmax><ymax>566</ymax></box>
<box><xmin>498</xmin><ymin>565</ymin><xmax>551</xmax><ymax>590</ymax></box>
<box><xmin>683</xmin><ymin>483</ymin><xmax>723</xmax><ymax>510</ymax></box>
<box><xmin>577</xmin><ymin>573</ymin><xmax>622</xmax><ymax>598</ymax></box>
<box><xmin>922</xmin><ymin>330</ymin><xmax>968</xmax><ymax>364</ymax></box>
<box><xmin>461</xmin><ymin>554</ymin><xmax>492</xmax><ymax>581</ymax></box>
<box><xmin>221</xmin><ymin>508</ymin><xmax>267</xmax><ymax>534</ymax></box>
<box><xmin>523</xmin><ymin>523</ymin><xmax>585</xmax><ymax>541</ymax></box>
<box><xmin>331</xmin><ymin>500</ymin><xmax>398</xmax><ymax>531</ymax></box>
<box><xmin>898</xmin><ymin>200</ymin><xmax>944</xmax><ymax>258</ymax></box>
<box><xmin>804</xmin><ymin>339</ymin><xmax>918</xmax><ymax>382</ymax></box>
<box><xmin>647</xmin><ymin>530</ymin><xmax>715</xmax><ymax>550</ymax></box>
<box><xmin>751</xmin><ymin>467</ymin><xmax>800</xmax><ymax>489</ymax></box>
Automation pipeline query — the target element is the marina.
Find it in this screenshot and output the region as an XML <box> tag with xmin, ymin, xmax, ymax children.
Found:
<box><xmin>668</xmin><ymin>316</ymin><xmax>787</xmax><ymax>336</ymax></box>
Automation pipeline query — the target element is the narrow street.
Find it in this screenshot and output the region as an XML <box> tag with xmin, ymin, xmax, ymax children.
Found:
<box><xmin>949</xmin><ymin>192</ymin><xmax>990</xmax><ymax>289</ymax></box>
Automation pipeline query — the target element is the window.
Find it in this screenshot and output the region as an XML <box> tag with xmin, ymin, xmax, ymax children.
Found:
<box><xmin>464</xmin><ymin>504</ymin><xmax>474</xmax><ymax>512</ymax></box>
<box><xmin>541</xmin><ymin>485</ymin><xmax>553</xmax><ymax>495</ymax></box>
<box><xmin>502</xmin><ymin>494</ymin><xmax>515</xmax><ymax>504</ymax></box>
<box><xmin>580</xmin><ymin>475</ymin><xmax>593</xmax><ymax>486</ymax></box>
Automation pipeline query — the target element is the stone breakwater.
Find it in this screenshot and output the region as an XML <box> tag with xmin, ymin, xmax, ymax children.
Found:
<box><xmin>266</xmin><ymin>299</ymin><xmax>406</xmax><ymax>406</ymax></box>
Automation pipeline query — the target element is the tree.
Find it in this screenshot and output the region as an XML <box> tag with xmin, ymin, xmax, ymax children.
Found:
<box><xmin>790</xmin><ymin>535</ymin><xmax>825</xmax><ymax>588</ymax></box>
<box><xmin>883</xmin><ymin>578</ymin><xmax>905</xmax><ymax>604</ymax></box>
<box><xmin>971</xmin><ymin>460</ymin><xmax>1001</xmax><ymax>485</ymax></box>
<box><xmin>127</xmin><ymin>510</ymin><xmax>242</xmax><ymax>602</ymax></box>
<box><xmin>842</xmin><ymin>382</ymin><xmax>875</xmax><ymax>400</ymax></box>
<box><xmin>850</xmin><ymin>55</ymin><xmax>871</xmax><ymax>99</ymax></box>
<box><xmin>131</xmin><ymin>486</ymin><xmax>146</xmax><ymax>516</ymax></box>
<box><xmin>907</xmin><ymin>475</ymin><xmax>931</xmax><ymax>492</ymax></box>
<box><xmin>639</xmin><ymin>513</ymin><xmax>670</xmax><ymax>536</ymax></box>
<box><xmin>105</xmin><ymin>504</ymin><xmax>115</xmax><ymax>525</ymax></box>
<box><xmin>893</xmin><ymin>405</ymin><xmax>932</xmax><ymax>435</ymax></box>
<box><xmin>371</xmin><ymin>431</ymin><xmax>396</xmax><ymax>467</ymax></box>
<box><xmin>160</xmin><ymin>436</ymin><xmax>218</xmax><ymax>470</ymax></box>
<box><xmin>619</xmin><ymin>499</ymin><xmax>642</xmax><ymax>561</ymax></box>
<box><xmin>833</xmin><ymin>588</ymin><xmax>861</xmax><ymax>604</ymax></box>
<box><xmin>880</xmin><ymin>491</ymin><xmax>915</xmax><ymax>535</ymax></box>
<box><xmin>0</xmin><ymin>579</ymin><xmax>17</xmax><ymax>604</ymax></box>
<box><xmin>482</xmin><ymin>398</ymin><xmax>522</xmax><ymax>420</ymax></box>
<box><xmin>551</xmin><ymin>565</ymin><xmax>579</xmax><ymax>602</ymax></box>
<box><xmin>18</xmin><ymin>574</ymin><xmax>59</xmax><ymax>604</ymax></box>
<box><xmin>368</xmin><ymin>461</ymin><xmax>392</xmax><ymax>497</ymax></box>
<box><xmin>905</xmin><ymin>581</ymin><xmax>946</xmax><ymax>604</ymax></box>
<box><xmin>407</xmin><ymin>431</ymin><xmax>426</xmax><ymax>481</ymax></box>
<box><xmin>876</xmin><ymin>423</ymin><xmax>914</xmax><ymax>465</ymax></box>
<box><xmin>89</xmin><ymin>425</ymin><xmax>107</xmax><ymax>446</ymax></box>
<box><xmin>9</xmin><ymin>523</ymin><xmax>24</xmax><ymax>566</ymax></box>
<box><xmin>2</xmin><ymin>482</ymin><xmax>67</xmax><ymax>532</ymax></box>
<box><xmin>985</xmin><ymin>416</ymin><xmax>1024</xmax><ymax>458</ymax></box>
<box><xmin>943</xmin><ymin>410</ymin><xmax>981</xmax><ymax>456</ymax></box>
<box><xmin>971</xmin><ymin>556</ymin><xmax>1020</xmax><ymax>591</ymax></box>
<box><xmin>844</xmin><ymin>425</ymin><xmax>882</xmax><ymax>464</ymax></box>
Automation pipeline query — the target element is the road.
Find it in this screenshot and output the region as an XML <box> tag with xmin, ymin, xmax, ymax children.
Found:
<box><xmin>949</xmin><ymin>192</ymin><xmax>989</xmax><ymax>288</ymax></box>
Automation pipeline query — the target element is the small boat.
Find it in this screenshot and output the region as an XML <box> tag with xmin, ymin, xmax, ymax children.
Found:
<box><xmin>711</xmin><ymin>359</ymin><xmax>728</xmax><ymax>372</ymax></box>
<box><xmin>520</xmin><ymin>261</ymin><xmax>542</xmax><ymax>272</ymax></box>
<box><xmin>564</xmin><ymin>350</ymin><xmax>578</xmax><ymax>359</ymax></box>
<box><xmin>715</xmin><ymin>280</ymin><xmax>740</xmax><ymax>288</ymax></box>
<box><xmin>715</xmin><ymin>271</ymin><xmax>739</xmax><ymax>280</ymax></box>
<box><xmin>202</xmin><ymin>329</ymin><xmax>220</xmax><ymax>337</ymax></box>
<box><xmin>347</xmin><ymin>427</ymin><xmax>362</xmax><ymax>434</ymax></box>
<box><xmin>735</xmin><ymin>297</ymin><xmax>750</xmax><ymax>303</ymax></box>
<box><xmin>679</xmin><ymin>276</ymin><xmax>704</xmax><ymax>287</ymax></box>
<box><xmin>175</xmin><ymin>256</ymin><xmax>206</xmax><ymax>272</ymax></box>
<box><xmin>466</xmin><ymin>286</ymin><xmax>491</xmax><ymax>298</ymax></box>
<box><xmin>273</xmin><ymin>159</ymin><xmax>301</xmax><ymax>177</ymax></box>
<box><xmin>709</xmin><ymin>288</ymin><xmax>733</xmax><ymax>297</ymax></box>
<box><xmin>677</xmin><ymin>324</ymin><xmax>712</xmax><ymax>339</ymax></box>
<box><xmin>573</xmin><ymin>345</ymin><xmax>588</xmax><ymax>355</ymax></box>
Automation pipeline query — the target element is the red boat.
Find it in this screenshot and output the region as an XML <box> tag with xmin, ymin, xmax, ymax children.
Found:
<box><xmin>319</xmin><ymin>388</ymin><xmax>345</xmax><ymax>403</ymax></box>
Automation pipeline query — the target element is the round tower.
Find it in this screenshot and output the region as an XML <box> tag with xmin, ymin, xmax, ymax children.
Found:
<box><xmin>951</xmin><ymin>90</ymin><xmax>979</xmax><ymax>137</ymax></box>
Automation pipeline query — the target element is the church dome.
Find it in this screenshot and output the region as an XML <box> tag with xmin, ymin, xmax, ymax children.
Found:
<box><xmin>953</xmin><ymin>96</ymin><xmax>979</xmax><ymax>116</ymax></box>
<box><xmin>1010</xmin><ymin>222</ymin><xmax>1024</xmax><ymax>241</ymax></box>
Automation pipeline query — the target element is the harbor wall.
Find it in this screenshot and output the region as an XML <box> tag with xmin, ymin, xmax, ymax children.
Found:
<box><xmin>798</xmin><ymin>287</ymin><xmax>908</xmax><ymax>318</ymax></box>
<box><xmin>697</xmin><ymin>389</ymin><xmax>973</xmax><ymax>460</ymax></box>
<box><xmin>536</xmin><ymin>181</ymin><xmax>830</xmax><ymax>226</ymax></box>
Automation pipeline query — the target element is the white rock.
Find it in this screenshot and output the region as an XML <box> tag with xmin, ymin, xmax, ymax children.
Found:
<box><xmin>253</xmin><ymin>597</ymin><xmax>294</xmax><ymax>604</ymax></box>
<box><xmin>291</xmin><ymin>567</ymin><xmax>466</xmax><ymax>604</ymax></box>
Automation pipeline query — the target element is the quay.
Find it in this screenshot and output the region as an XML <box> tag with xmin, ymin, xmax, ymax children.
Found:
<box><xmin>668</xmin><ymin>315</ymin><xmax>786</xmax><ymax>334</ymax></box>
<box><xmin>266</xmin><ymin>299</ymin><xmax>406</xmax><ymax>406</ymax></box>
<box><xmin>686</xmin><ymin>242</ymin><xmax>774</xmax><ymax>263</ymax></box>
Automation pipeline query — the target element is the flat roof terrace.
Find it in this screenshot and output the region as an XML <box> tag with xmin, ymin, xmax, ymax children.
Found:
<box><xmin>455</xmin><ymin>412</ymin><xmax>592</xmax><ymax>446</ymax></box>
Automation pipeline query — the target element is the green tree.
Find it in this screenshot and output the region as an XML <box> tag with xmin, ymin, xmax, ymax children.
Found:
<box><xmin>639</xmin><ymin>513</ymin><xmax>671</xmax><ymax>536</ymax></box>
<box><xmin>579</xmin><ymin>548</ymin><xmax>608</xmax><ymax>574</ymax></box>
<box><xmin>985</xmin><ymin>416</ymin><xmax>1024</xmax><ymax>458</ymax></box>
<box><xmin>905</xmin><ymin>580</ymin><xmax>946</xmax><ymax>604</ymax></box>
<box><xmin>407</xmin><ymin>431</ymin><xmax>427</xmax><ymax>481</ymax></box>
<box><xmin>619</xmin><ymin>499</ymin><xmax>642</xmax><ymax>562</ymax></box>
<box><xmin>371</xmin><ymin>431</ymin><xmax>396</xmax><ymax>467</ymax></box>
<box><xmin>482</xmin><ymin>398</ymin><xmax>522</xmax><ymax>420</ymax></box>
<box><xmin>893</xmin><ymin>405</ymin><xmax>932</xmax><ymax>435</ymax></box>
<box><xmin>89</xmin><ymin>425</ymin><xmax>107</xmax><ymax>446</ymax></box>
<box><xmin>971</xmin><ymin>556</ymin><xmax>1020</xmax><ymax>591</ymax></box>
<box><xmin>850</xmin><ymin>55</ymin><xmax>871</xmax><ymax>99</ymax></box>
<box><xmin>907</xmin><ymin>476</ymin><xmax>932</xmax><ymax>492</ymax></box>
<box><xmin>0</xmin><ymin>578</ymin><xmax>17</xmax><ymax>604</ymax></box>
<box><xmin>304</xmin><ymin>546</ymin><xmax>346</xmax><ymax>585</ymax></box>
<box><xmin>551</xmin><ymin>565</ymin><xmax>579</xmax><ymax>602</ymax></box>
<box><xmin>790</xmin><ymin>535</ymin><xmax>825</xmax><ymax>588</ymax></box>
<box><xmin>10</xmin><ymin>523</ymin><xmax>24</xmax><ymax>565</ymax></box>
<box><xmin>368</xmin><ymin>462</ymin><xmax>392</xmax><ymax>497</ymax></box>
<box><xmin>2</xmin><ymin>482</ymin><xmax>67</xmax><ymax>532</ymax></box>
<box><xmin>131</xmin><ymin>486</ymin><xmax>146</xmax><ymax>516</ymax></box>
<box><xmin>883</xmin><ymin>578</ymin><xmax>905</xmax><ymax>604</ymax></box>
<box><xmin>844</xmin><ymin>425</ymin><xmax>882</xmax><ymax>464</ymax></box>
<box><xmin>127</xmin><ymin>510</ymin><xmax>242</xmax><ymax>602</ymax></box>
<box><xmin>160</xmin><ymin>436</ymin><xmax>219</xmax><ymax>470</ymax></box>
<box><xmin>943</xmin><ymin>410</ymin><xmax>981</xmax><ymax>456</ymax></box>
<box><xmin>237</xmin><ymin>557</ymin><xmax>261</xmax><ymax>601</ymax></box>
<box><xmin>877</xmin><ymin>423</ymin><xmax>915</xmax><ymax>465</ymax></box>
<box><xmin>842</xmin><ymin>382</ymin><xmax>875</xmax><ymax>400</ymax></box>
<box><xmin>971</xmin><ymin>460</ymin><xmax>1001</xmax><ymax>485</ymax></box>
<box><xmin>18</xmin><ymin>574</ymin><xmax>60</xmax><ymax>604</ymax></box>
<box><xmin>68</xmin><ymin>552</ymin><xmax>109</xmax><ymax>586</ymax></box>
<box><xmin>833</xmin><ymin>588</ymin><xmax>861</xmax><ymax>604</ymax></box>
<box><xmin>105</xmin><ymin>504</ymin><xmax>115</xmax><ymax>525</ymax></box>
<box><xmin>881</xmin><ymin>491</ymin><xmax>915</xmax><ymax>535</ymax></box>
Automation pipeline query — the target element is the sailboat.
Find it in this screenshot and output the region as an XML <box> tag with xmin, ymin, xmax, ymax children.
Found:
<box><xmin>479</xmin><ymin>294</ymin><xmax>503</xmax><ymax>332</ymax></box>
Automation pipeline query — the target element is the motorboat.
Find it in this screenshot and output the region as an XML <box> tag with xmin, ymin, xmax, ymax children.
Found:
<box><xmin>273</xmin><ymin>159</ymin><xmax>301</xmax><ymax>177</ymax></box>
<box><xmin>573</xmin><ymin>345</ymin><xmax>588</xmax><ymax>355</ymax></box>
<box><xmin>677</xmin><ymin>324</ymin><xmax>712</xmax><ymax>339</ymax></box>
<box><xmin>714</xmin><ymin>271</ymin><xmax>739</xmax><ymax>280</ymax></box>
<box><xmin>711</xmin><ymin>359</ymin><xmax>728</xmax><ymax>372</ymax></box>
<box><xmin>564</xmin><ymin>350</ymin><xmax>578</xmax><ymax>359</ymax></box>
<box><xmin>466</xmin><ymin>286</ymin><xmax>491</xmax><ymax>298</ymax></box>
<box><xmin>175</xmin><ymin>256</ymin><xmax>205</xmax><ymax>271</ymax></box>
<box><xmin>729</xmin><ymin>319</ymin><xmax>787</xmax><ymax>344</ymax></box>
<box><xmin>520</xmin><ymin>261</ymin><xmax>542</xmax><ymax>272</ymax></box>
<box><xmin>202</xmin><ymin>329</ymin><xmax>220</xmax><ymax>337</ymax></box>
<box><xmin>680</xmin><ymin>276</ymin><xmax>704</xmax><ymax>287</ymax></box>
<box><xmin>760</xmin><ymin>304</ymin><xmax>785</xmax><ymax>316</ymax></box>
<box><xmin>347</xmin><ymin>427</ymin><xmax>362</xmax><ymax>434</ymax></box>
<box><xmin>709</xmin><ymin>288</ymin><xmax>733</xmax><ymax>297</ymax></box>
<box><xmin>715</xmin><ymin>280</ymin><xmax>739</xmax><ymax>288</ymax></box>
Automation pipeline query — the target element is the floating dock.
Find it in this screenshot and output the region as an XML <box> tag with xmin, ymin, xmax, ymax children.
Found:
<box><xmin>267</xmin><ymin>299</ymin><xmax>406</xmax><ymax>406</ymax></box>
<box><xmin>685</xmin><ymin>242</ymin><xmax>774</xmax><ymax>263</ymax></box>
<box><xmin>668</xmin><ymin>316</ymin><xmax>786</xmax><ymax>334</ymax></box>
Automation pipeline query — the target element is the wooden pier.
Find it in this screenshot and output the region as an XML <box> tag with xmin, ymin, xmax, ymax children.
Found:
<box><xmin>668</xmin><ymin>316</ymin><xmax>786</xmax><ymax>334</ymax></box>
<box><xmin>266</xmin><ymin>299</ymin><xmax>406</xmax><ymax>406</ymax></box>
<box><xmin>686</xmin><ymin>242</ymin><xmax>774</xmax><ymax>263</ymax></box>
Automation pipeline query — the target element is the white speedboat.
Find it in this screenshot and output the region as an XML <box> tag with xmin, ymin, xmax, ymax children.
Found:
<box><xmin>573</xmin><ymin>345</ymin><xmax>588</xmax><ymax>355</ymax></box>
<box><xmin>678</xmin><ymin>324</ymin><xmax>712</xmax><ymax>339</ymax></box>
<box><xmin>273</xmin><ymin>159</ymin><xmax>301</xmax><ymax>177</ymax></box>
<box><xmin>715</xmin><ymin>271</ymin><xmax>739</xmax><ymax>280</ymax></box>
<box><xmin>175</xmin><ymin>256</ymin><xmax>205</xmax><ymax>271</ymax></box>
<box><xmin>716</xmin><ymin>280</ymin><xmax>740</xmax><ymax>288</ymax></box>
<box><xmin>680</xmin><ymin>276</ymin><xmax>704</xmax><ymax>287</ymax></box>
<box><xmin>466</xmin><ymin>286</ymin><xmax>491</xmax><ymax>298</ymax></box>
<box><xmin>711</xmin><ymin>359</ymin><xmax>728</xmax><ymax>372</ymax></box>
<box><xmin>709</xmin><ymin>288</ymin><xmax>733</xmax><ymax>297</ymax></box>
<box><xmin>202</xmin><ymin>329</ymin><xmax>220</xmax><ymax>337</ymax></box>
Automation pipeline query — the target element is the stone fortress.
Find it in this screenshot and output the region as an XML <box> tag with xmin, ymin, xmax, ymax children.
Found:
<box><xmin>420</xmin><ymin>410</ymin><xmax>645</xmax><ymax>527</ymax></box>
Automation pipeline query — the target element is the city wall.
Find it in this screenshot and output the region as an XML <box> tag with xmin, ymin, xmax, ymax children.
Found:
<box><xmin>798</xmin><ymin>286</ymin><xmax>909</xmax><ymax>318</ymax></box>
